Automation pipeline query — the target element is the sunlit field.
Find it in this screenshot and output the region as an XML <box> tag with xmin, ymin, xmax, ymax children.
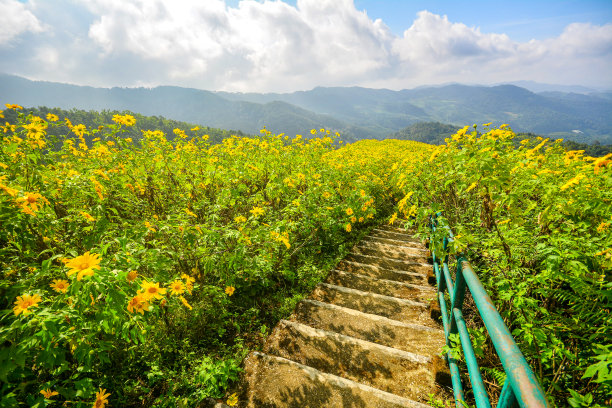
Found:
<box><xmin>1</xmin><ymin>105</ymin><xmax>610</xmax><ymax>406</ymax></box>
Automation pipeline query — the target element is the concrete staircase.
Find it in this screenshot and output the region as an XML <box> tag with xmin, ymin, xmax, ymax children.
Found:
<box><xmin>239</xmin><ymin>225</ymin><xmax>449</xmax><ymax>407</ymax></box>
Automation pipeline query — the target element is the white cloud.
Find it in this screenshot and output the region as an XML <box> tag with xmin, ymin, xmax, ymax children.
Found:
<box><xmin>81</xmin><ymin>0</ymin><xmax>394</xmax><ymax>91</ymax></box>
<box><xmin>1</xmin><ymin>1</ymin><xmax>611</xmax><ymax>91</ymax></box>
<box><xmin>388</xmin><ymin>11</ymin><xmax>612</xmax><ymax>88</ymax></box>
<box><xmin>392</xmin><ymin>11</ymin><xmax>514</xmax><ymax>62</ymax></box>
<box><xmin>0</xmin><ymin>0</ymin><xmax>44</xmax><ymax>47</ymax></box>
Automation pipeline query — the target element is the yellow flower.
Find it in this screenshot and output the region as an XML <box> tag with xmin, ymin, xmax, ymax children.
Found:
<box><xmin>597</xmin><ymin>222</ymin><xmax>609</xmax><ymax>233</ymax></box>
<box><xmin>140</xmin><ymin>281</ymin><xmax>167</xmax><ymax>300</ymax></box>
<box><xmin>593</xmin><ymin>153</ymin><xmax>612</xmax><ymax>174</ymax></box>
<box><xmin>65</xmin><ymin>251</ymin><xmax>101</xmax><ymax>281</ymax></box>
<box><xmin>179</xmin><ymin>296</ymin><xmax>192</xmax><ymax>310</ymax></box>
<box><xmin>46</xmin><ymin>113</ymin><xmax>59</xmax><ymax>122</ymax></box>
<box><xmin>40</xmin><ymin>389</ymin><xmax>59</xmax><ymax>399</ymax></box>
<box><xmin>5</xmin><ymin>103</ymin><xmax>23</xmax><ymax>110</ymax></box>
<box><xmin>560</xmin><ymin>174</ymin><xmax>586</xmax><ymax>191</ymax></box>
<box><xmin>169</xmin><ymin>280</ymin><xmax>186</xmax><ymax>295</ymax></box>
<box><xmin>310</xmin><ymin>129</ymin><xmax>317</xmax><ymax>135</ymax></box>
<box><xmin>184</xmin><ymin>208</ymin><xmax>197</xmax><ymax>218</ymax></box>
<box><xmin>72</xmin><ymin>124</ymin><xmax>87</xmax><ymax>137</ymax></box>
<box><xmin>50</xmin><ymin>279</ymin><xmax>70</xmax><ymax>293</ymax></box>
<box><xmin>13</xmin><ymin>293</ymin><xmax>42</xmax><ymax>316</ymax></box>
<box><xmin>388</xmin><ymin>212</ymin><xmax>397</xmax><ymax>225</ymax></box>
<box><xmin>17</xmin><ymin>192</ymin><xmax>48</xmax><ymax>215</ymax></box>
<box><xmin>112</xmin><ymin>114</ymin><xmax>136</xmax><ymax>127</ymax></box>
<box><xmin>249</xmin><ymin>206</ymin><xmax>264</xmax><ymax>217</ymax></box>
<box><xmin>227</xmin><ymin>393</ymin><xmax>238</xmax><ymax>406</ymax></box>
<box><xmin>182</xmin><ymin>273</ymin><xmax>195</xmax><ymax>293</ymax></box>
<box><xmin>144</xmin><ymin>221</ymin><xmax>156</xmax><ymax>232</ymax></box>
<box><xmin>345</xmin><ymin>223</ymin><xmax>352</xmax><ymax>232</ymax></box>
<box><xmin>93</xmin><ymin>387</ymin><xmax>110</xmax><ymax>408</ymax></box>
<box><xmin>0</xmin><ymin>180</ymin><xmax>18</xmax><ymax>197</ymax></box>
<box><xmin>127</xmin><ymin>294</ymin><xmax>149</xmax><ymax>314</ymax></box>
<box><xmin>81</xmin><ymin>211</ymin><xmax>96</xmax><ymax>222</ymax></box>
<box><xmin>234</xmin><ymin>215</ymin><xmax>247</xmax><ymax>223</ymax></box>
<box><xmin>345</xmin><ymin>208</ymin><xmax>354</xmax><ymax>216</ymax></box>
<box><xmin>225</xmin><ymin>286</ymin><xmax>236</xmax><ymax>296</ymax></box>
<box><xmin>127</xmin><ymin>270</ymin><xmax>138</xmax><ymax>283</ymax></box>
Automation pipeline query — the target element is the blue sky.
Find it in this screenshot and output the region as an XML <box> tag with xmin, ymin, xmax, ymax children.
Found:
<box><xmin>1</xmin><ymin>0</ymin><xmax>611</xmax><ymax>92</ymax></box>
<box><xmin>354</xmin><ymin>0</ymin><xmax>612</xmax><ymax>40</ymax></box>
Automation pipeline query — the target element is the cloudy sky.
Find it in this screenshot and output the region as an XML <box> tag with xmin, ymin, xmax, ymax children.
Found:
<box><xmin>1</xmin><ymin>0</ymin><xmax>611</xmax><ymax>92</ymax></box>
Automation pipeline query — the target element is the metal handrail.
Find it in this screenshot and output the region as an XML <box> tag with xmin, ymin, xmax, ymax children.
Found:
<box><xmin>429</xmin><ymin>214</ymin><xmax>550</xmax><ymax>408</ymax></box>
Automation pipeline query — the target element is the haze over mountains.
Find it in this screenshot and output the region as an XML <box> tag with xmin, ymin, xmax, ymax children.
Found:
<box><xmin>1</xmin><ymin>74</ymin><xmax>611</xmax><ymax>144</ymax></box>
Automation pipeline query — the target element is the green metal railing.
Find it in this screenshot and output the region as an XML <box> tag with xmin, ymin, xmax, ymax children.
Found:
<box><xmin>429</xmin><ymin>214</ymin><xmax>550</xmax><ymax>408</ymax></box>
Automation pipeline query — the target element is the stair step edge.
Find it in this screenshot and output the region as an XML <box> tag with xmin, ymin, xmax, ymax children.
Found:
<box><xmin>277</xmin><ymin>319</ymin><xmax>431</xmax><ymax>364</ymax></box>
<box><xmin>299</xmin><ymin>298</ymin><xmax>444</xmax><ymax>334</ymax></box>
<box><xmin>248</xmin><ymin>351</ymin><xmax>431</xmax><ymax>408</ymax></box>
<box><xmin>316</xmin><ymin>282</ymin><xmax>429</xmax><ymax>308</ymax></box>
<box><xmin>360</xmin><ymin>240</ymin><xmax>428</xmax><ymax>252</ymax></box>
<box><xmin>349</xmin><ymin>252</ymin><xmax>430</xmax><ymax>266</ymax></box>
<box><xmin>340</xmin><ymin>260</ymin><xmax>429</xmax><ymax>278</ymax></box>
<box><xmin>332</xmin><ymin>269</ymin><xmax>435</xmax><ymax>292</ymax></box>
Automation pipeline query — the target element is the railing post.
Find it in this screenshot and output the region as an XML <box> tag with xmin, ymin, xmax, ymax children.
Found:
<box><xmin>431</xmin><ymin>216</ymin><xmax>465</xmax><ymax>406</ymax></box>
<box><xmin>460</xmin><ymin>262</ymin><xmax>549</xmax><ymax>408</ymax></box>
<box><xmin>451</xmin><ymin>259</ymin><xmax>491</xmax><ymax>408</ymax></box>
<box><xmin>428</xmin><ymin>214</ymin><xmax>549</xmax><ymax>408</ymax></box>
<box><xmin>498</xmin><ymin>380</ymin><xmax>519</xmax><ymax>408</ymax></box>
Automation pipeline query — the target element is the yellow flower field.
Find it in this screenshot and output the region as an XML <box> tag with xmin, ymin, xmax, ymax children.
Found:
<box><xmin>1</xmin><ymin>106</ymin><xmax>609</xmax><ymax>406</ymax></box>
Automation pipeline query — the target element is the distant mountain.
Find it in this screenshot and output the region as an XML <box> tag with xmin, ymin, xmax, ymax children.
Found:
<box><xmin>388</xmin><ymin>122</ymin><xmax>461</xmax><ymax>145</ymax></box>
<box><xmin>0</xmin><ymin>74</ymin><xmax>349</xmax><ymax>139</ymax></box>
<box><xmin>499</xmin><ymin>80</ymin><xmax>600</xmax><ymax>94</ymax></box>
<box><xmin>221</xmin><ymin>84</ymin><xmax>612</xmax><ymax>143</ymax></box>
<box><xmin>1</xmin><ymin>74</ymin><xmax>611</xmax><ymax>143</ymax></box>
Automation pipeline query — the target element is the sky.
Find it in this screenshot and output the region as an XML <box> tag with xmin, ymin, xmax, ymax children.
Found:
<box><xmin>1</xmin><ymin>0</ymin><xmax>611</xmax><ymax>93</ymax></box>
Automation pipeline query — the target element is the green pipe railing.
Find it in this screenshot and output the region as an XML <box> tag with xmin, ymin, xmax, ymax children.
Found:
<box><xmin>429</xmin><ymin>214</ymin><xmax>550</xmax><ymax>408</ymax></box>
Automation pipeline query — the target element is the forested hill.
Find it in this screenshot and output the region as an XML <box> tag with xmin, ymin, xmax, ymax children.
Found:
<box><xmin>2</xmin><ymin>74</ymin><xmax>611</xmax><ymax>144</ymax></box>
<box><xmin>389</xmin><ymin>122</ymin><xmax>612</xmax><ymax>156</ymax></box>
<box><xmin>0</xmin><ymin>74</ymin><xmax>347</xmax><ymax>141</ymax></box>
<box><xmin>387</xmin><ymin>122</ymin><xmax>461</xmax><ymax>145</ymax></box>
<box><xmin>1</xmin><ymin>106</ymin><xmax>247</xmax><ymax>145</ymax></box>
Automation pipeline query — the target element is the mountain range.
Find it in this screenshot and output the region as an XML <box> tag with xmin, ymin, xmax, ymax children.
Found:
<box><xmin>1</xmin><ymin>74</ymin><xmax>611</xmax><ymax>143</ymax></box>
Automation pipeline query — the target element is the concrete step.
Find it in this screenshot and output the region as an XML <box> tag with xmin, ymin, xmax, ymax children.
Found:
<box><xmin>241</xmin><ymin>351</ymin><xmax>430</xmax><ymax>408</ymax></box>
<box><xmin>353</xmin><ymin>244</ymin><xmax>429</xmax><ymax>263</ymax></box>
<box><xmin>310</xmin><ymin>283</ymin><xmax>438</xmax><ymax>328</ymax></box>
<box><xmin>293</xmin><ymin>299</ymin><xmax>445</xmax><ymax>357</ymax></box>
<box><xmin>337</xmin><ymin>259</ymin><xmax>430</xmax><ymax>284</ymax></box>
<box><xmin>346</xmin><ymin>252</ymin><xmax>430</xmax><ymax>273</ymax></box>
<box><xmin>363</xmin><ymin>234</ymin><xmax>427</xmax><ymax>249</ymax></box>
<box><xmin>263</xmin><ymin>320</ymin><xmax>438</xmax><ymax>401</ymax></box>
<box><xmin>374</xmin><ymin>225</ymin><xmax>419</xmax><ymax>235</ymax></box>
<box><xmin>326</xmin><ymin>269</ymin><xmax>434</xmax><ymax>303</ymax></box>
<box><xmin>359</xmin><ymin>239</ymin><xmax>428</xmax><ymax>256</ymax></box>
<box><xmin>371</xmin><ymin>228</ymin><xmax>424</xmax><ymax>243</ymax></box>
<box><xmin>237</xmin><ymin>224</ymin><xmax>449</xmax><ymax>407</ymax></box>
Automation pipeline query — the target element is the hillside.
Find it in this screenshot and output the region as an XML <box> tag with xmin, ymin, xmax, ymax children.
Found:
<box><xmin>1</xmin><ymin>111</ymin><xmax>610</xmax><ymax>407</ymax></box>
<box><xmin>390</xmin><ymin>122</ymin><xmax>612</xmax><ymax>156</ymax></box>
<box><xmin>2</xmin><ymin>74</ymin><xmax>611</xmax><ymax>143</ymax></box>
<box><xmin>1</xmin><ymin>106</ymin><xmax>246</xmax><ymax>145</ymax></box>
<box><xmin>0</xmin><ymin>74</ymin><xmax>350</xmax><ymax>140</ymax></box>
<box><xmin>387</xmin><ymin>122</ymin><xmax>461</xmax><ymax>145</ymax></box>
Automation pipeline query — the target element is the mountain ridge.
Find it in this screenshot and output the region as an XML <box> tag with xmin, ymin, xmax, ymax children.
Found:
<box><xmin>1</xmin><ymin>74</ymin><xmax>610</xmax><ymax>143</ymax></box>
